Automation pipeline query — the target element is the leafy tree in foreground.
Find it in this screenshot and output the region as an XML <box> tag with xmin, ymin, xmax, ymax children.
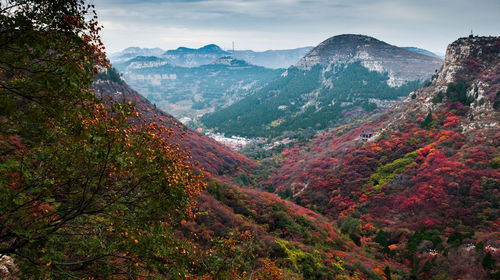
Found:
<box><xmin>0</xmin><ymin>0</ymin><xmax>204</xmax><ymax>278</ymax></box>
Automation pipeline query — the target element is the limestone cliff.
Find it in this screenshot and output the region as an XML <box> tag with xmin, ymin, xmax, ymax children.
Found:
<box><xmin>385</xmin><ymin>36</ymin><xmax>499</xmax><ymax>134</ymax></box>
<box><xmin>296</xmin><ymin>34</ymin><xmax>443</xmax><ymax>87</ymax></box>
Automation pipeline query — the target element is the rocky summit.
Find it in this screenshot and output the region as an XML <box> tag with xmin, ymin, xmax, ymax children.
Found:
<box><xmin>390</xmin><ymin>36</ymin><xmax>500</xmax><ymax>133</ymax></box>
<box><xmin>296</xmin><ymin>34</ymin><xmax>443</xmax><ymax>87</ymax></box>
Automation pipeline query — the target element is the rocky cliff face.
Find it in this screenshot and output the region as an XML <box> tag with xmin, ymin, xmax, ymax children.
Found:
<box><xmin>385</xmin><ymin>36</ymin><xmax>499</xmax><ymax>135</ymax></box>
<box><xmin>437</xmin><ymin>36</ymin><xmax>500</xmax><ymax>85</ymax></box>
<box><xmin>296</xmin><ymin>34</ymin><xmax>443</xmax><ymax>87</ymax></box>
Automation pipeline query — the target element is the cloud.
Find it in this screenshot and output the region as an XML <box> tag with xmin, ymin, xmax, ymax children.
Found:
<box><xmin>96</xmin><ymin>0</ymin><xmax>500</xmax><ymax>53</ymax></box>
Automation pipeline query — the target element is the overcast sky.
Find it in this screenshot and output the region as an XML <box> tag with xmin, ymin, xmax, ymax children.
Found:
<box><xmin>95</xmin><ymin>0</ymin><xmax>500</xmax><ymax>55</ymax></box>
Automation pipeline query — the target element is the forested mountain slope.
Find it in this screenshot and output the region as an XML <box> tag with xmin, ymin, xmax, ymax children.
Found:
<box><xmin>264</xmin><ymin>36</ymin><xmax>500</xmax><ymax>280</ymax></box>
<box><xmin>201</xmin><ymin>34</ymin><xmax>443</xmax><ymax>138</ymax></box>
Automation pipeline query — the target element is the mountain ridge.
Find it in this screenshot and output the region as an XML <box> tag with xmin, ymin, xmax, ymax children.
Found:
<box><xmin>164</xmin><ymin>44</ymin><xmax>227</xmax><ymax>55</ymax></box>
<box><xmin>202</xmin><ymin>34</ymin><xmax>443</xmax><ymax>138</ymax></box>
<box><xmin>402</xmin><ymin>46</ymin><xmax>443</xmax><ymax>58</ymax></box>
<box><xmin>110</xmin><ymin>45</ymin><xmax>314</xmax><ymax>69</ymax></box>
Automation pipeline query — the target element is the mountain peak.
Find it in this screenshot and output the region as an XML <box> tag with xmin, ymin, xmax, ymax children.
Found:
<box><xmin>437</xmin><ymin>36</ymin><xmax>500</xmax><ymax>85</ymax></box>
<box><xmin>295</xmin><ymin>34</ymin><xmax>442</xmax><ymax>87</ymax></box>
<box><xmin>306</xmin><ymin>34</ymin><xmax>384</xmax><ymax>53</ymax></box>
<box><xmin>200</xmin><ymin>44</ymin><xmax>223</xmax><ymax>51</ymax></box>
<box><xmin>296</xmin><ymin>34</ymin><xmax>426</xmax><ymax>69</ymax></box>
<box><xmin>294</xmin><ymin>34</ymin><xmax>380</xmax><ymax>67</ymax></box>
<box><xmin>165</xmin><ymin>44</ymin><xmax>228</xmax><ymax>56</ymax></box>
<box><xmin>320</xmin><ymin>33</ymin><xmax>381</xmax><ymax>44</ymax></box>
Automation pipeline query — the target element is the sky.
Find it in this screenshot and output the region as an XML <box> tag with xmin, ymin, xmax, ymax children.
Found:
<box><xmin>95</xmin><ymin>0</ymin><xmax>500</xmax><ymax>55</ymax></box>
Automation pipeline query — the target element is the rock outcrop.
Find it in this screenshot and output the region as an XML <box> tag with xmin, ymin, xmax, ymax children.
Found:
<box><xmin>386</xmin><ymin>36</ymin><xmax>499</xmax><ymax>135</ymax></box>
<box><xmin>0</xmin><ymin>255</ymin><xmax>17</xmax><ymax>280</ymax></box>
<box><xmin>437</xmin><ymin>36</ymin><xmax>500</xmax><ymax>85</ymax></box>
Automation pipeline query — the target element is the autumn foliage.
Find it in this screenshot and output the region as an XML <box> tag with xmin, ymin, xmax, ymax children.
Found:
<box><xmin>262</xmin><ymin>37</ymin><xmax>500</xmax><ymax>279</ymax></box>
<box><xmin>1</xmin><ymin>1</ymin><xmax>499</xmax><ymax>279</ymax></box>
<box><xmin>0</xmin><ymin>1</ymin><xmax>206</xmax><ymax>278</ymax></box>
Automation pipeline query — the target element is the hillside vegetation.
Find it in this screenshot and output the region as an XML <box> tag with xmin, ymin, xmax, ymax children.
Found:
<box><xmin>201</xmin><ymin>35</ymin><xmax>442</xmax><ymax>138</ymax></box>
<box><xmin>263</xmin><ymin>36</ymin><xmax>500</xmax><ymax>280</ymax></box>
<box><xmin>1</xmin><ymin>1</ymin><xmax>498</xmax><ymax>279</ymax></box>
<box><xmin>0</xmin><ymin>1</ymin><xmax>404</xmax><ymax>279</ymax></box>
<box><xmin>202</xmin><ymin>63</ymin><xmax>422</xmax><ymax>137</ymax></box>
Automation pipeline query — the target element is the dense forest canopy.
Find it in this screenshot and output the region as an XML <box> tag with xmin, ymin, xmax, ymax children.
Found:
<box><xmin>0</xmin><ymin>1</ymin><xmax>205</xmax><ymax>278</ymax></box>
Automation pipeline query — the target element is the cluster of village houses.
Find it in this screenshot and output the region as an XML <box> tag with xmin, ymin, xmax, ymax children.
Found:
<box><xmin>204</xmin><ymin>131</ymin><xmax>293</xmax><ymax>151</ymax></box>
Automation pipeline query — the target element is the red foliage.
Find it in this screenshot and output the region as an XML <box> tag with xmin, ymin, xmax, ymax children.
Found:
<box><xmin>266</xmin><ymin>108</ymin><xmax>499</xmax><ymax>231</ymax></box>
<box><xmin>443</xmin><ymin>113</ymin><xmax>460</xmax><ymax>128</ymax></box>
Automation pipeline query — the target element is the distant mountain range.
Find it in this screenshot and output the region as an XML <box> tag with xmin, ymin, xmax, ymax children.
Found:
<box><xmin>109</xmin><ymin>45</ymin><xmax>317</xmax><ymax>120</ymax></box>
<box><xmin>109</xmin><ymin>38</ymin><xmax>444</xmax><ymax>130</ymax></box>
<box><xmin>110</xmin><ymin>44</ymin><xmax>441</xmax><ymax>69</ymax></box>
<box><xmin>110</xmin><ymin>44</ymin><xmax>313</xmax><ymax>69</ymax></box>
<box><xmin>201</xmin><ymin>34</ymin><xmax>443</xmax><ymax>138</ymax></box>
<box><xmin>113</xmin><ymin>56</ymin><xmax>282</xmax><ymax>120</ymax></box>
<box><xmin>402</xmin><ymin>46</ymin><xmax>444</xmax><ymax>58</ymax></box>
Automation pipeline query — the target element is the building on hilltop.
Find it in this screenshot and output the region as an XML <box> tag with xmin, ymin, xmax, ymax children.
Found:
<box><xmin>359</xmin><ymin>129</ymin><xmax>373</xmax><ymax>141</ymax></box>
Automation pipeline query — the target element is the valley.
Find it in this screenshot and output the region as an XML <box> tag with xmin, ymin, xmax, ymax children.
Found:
<box><xmin>112</xmin><ymin>55</ymin><xmax>283</xmax><ymax>120</ymax></box>
<box><xmin>0</xmin><ymin>1</ymin><xmax>498</xmax><ymax>279</ymax></box>
<box><xmin>103</xmin><ymin>34</ymin><xmax>499</xmax><ymax>279</ymax></box>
